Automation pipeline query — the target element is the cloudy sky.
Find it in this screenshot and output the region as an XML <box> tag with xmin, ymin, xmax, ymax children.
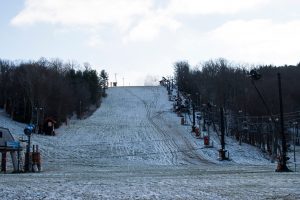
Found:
<box><xmin>1</xmin><ymin>0</ymin><xmax>300</xmax><ymax>85</ymax></box>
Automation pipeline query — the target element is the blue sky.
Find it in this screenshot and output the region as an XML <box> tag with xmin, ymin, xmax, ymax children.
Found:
<box><xmin>1</xmin><ymin>0</ymin><xmax>300</xmax><ymax>85</ymax></box>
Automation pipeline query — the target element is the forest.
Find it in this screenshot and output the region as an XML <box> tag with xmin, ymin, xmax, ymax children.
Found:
<box><xmin>174</xmin><ymin>58</ymin><xmax>300</xmax><ymax>115</ymax></box>
<box><xmin>0</xmin><ymin>58</ymin><xmax>108</xmax><ymax>132</ymax></box>
<box><xmin>173</xmin><ymin>58</ymin><xmax>300</xmax><ymax>158</ymax></box>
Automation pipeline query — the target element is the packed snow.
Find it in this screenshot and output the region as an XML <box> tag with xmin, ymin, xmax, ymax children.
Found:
<box><xmin>0</xmin><ymin>86</ymin><xmax>300</xmax><ymax>199</ymax></box>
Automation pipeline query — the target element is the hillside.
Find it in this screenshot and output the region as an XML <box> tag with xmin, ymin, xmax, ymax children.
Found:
<box><xmin>0</xmin><ymin>86</ymin><xmax>299</xmax><ymax>199</ymax></box>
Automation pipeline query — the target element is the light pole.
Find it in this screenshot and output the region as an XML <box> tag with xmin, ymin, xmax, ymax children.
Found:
<box><xmin>250</xmin><ymin>70</ymin><xmax>291</xmax><ymax>172</ymax></box>
<box><xmin>24</xmin><ymin>124</ymin><xmax>34</xmax><ymax>172</ymax></box>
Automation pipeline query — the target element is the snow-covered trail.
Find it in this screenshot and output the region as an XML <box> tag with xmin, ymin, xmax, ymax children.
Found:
<box><xmin>1</xmin><ymin>86</ymin><xmax>300</xmax><ymax>200</ymax></box>
<box><xmin>40</xmin><ymin>86</ymin><xmax>212</xmax><ymax>169</ymax></box>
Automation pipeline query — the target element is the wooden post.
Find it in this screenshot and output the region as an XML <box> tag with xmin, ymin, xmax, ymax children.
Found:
<box><xmin>10</xmin><ymin>151</ymin><xmax>18</xmax><ymax>172</ymax></box>
<box><xmin>17</xmin><ymin>147</ymin><xmax>21</xmax><ymax>172</ymax></box>
<box><xmin>36</xmin><ymin>145</ymin><xmax>41</xmax><ymax>172</ymax></box>
<box><xmin>1</xmin><ymin>150</ymin><xmax>7</xmax><ymax>172</ymax></box>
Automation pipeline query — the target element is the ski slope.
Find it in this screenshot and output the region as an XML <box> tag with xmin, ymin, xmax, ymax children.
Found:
<box><xmin>0</xmin><ymin>86</ymin><xmax>300</xmax><ymax>199</ymax></box>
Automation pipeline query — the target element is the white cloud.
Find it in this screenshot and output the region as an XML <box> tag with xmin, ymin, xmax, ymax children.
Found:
<box><xmin>207</xmin><ymin>19</ymin><xmax>300</xmax><ymax>65</ymax></box>
<box><xmin>123</xmin><ymin>12</ymin><xmax>181</xmax><ymax>42</ymax></box>
<box><xmin>165</xmin><ymin>0</ymin><xmax>271</xmax><ymax>15</ymax></box>
<box><xmin>11</xmin><ymin>0</ymin><xmax>153</xmax><ymax>30</ymax></box>
<box><xmin>86</xmin><ymin>34</ymin><xmax>104</xmax><ymax>48</ymax></box>
<box><xmin>11</xmin><ymin>0</ymin><xmax>271</xmax><ymax>43</ymax></box>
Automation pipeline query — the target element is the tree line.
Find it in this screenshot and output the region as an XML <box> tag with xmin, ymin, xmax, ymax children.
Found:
<box><xmin>173</xmin><ymin>58</ymin><xmax>300</xmax><ymax>155</ymax></box>
<box><xmin>0</xmin><ymin>58</ymin><xmax>108</xmax><ymax>130</ymax></box>
<box><xmin>174</xmin><ymin>58</ymin><xmax>300</xmax><ymax>116</ymax></box>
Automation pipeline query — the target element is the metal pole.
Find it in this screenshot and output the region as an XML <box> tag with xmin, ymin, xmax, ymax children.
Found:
<box><xmin>294</xmin><ymin>123</ymin><xmax>296</xmax><ymax>172</ymax></box>
<box><xmin>294</xmin><ymin>122</ymin><xmax>297</xmax><ymax>172</ymax></box>
<box><xmin>207</xmin><ymin>105</ymin><xmax>211</xmax><ymax>140</ymax></box>
<box><xmin>207</xmin><ymin>123</ymin><xmax>210</xmax><ymax>141</ymax></box>
<box><xmin>24</xmin><ymin>134</ymin><xmax>31</xmax><ymax>172</ymax></box>
<box><xmin>271</xmin><ymin>120</ymin><xmax>277</xmax><ymax>163</ymax></box>
<box><xmin>195</xmin><ymin>93</ymin><xmax>198</xmax><ymax>108</ymax></box>
<box><xmin>79</xmin><ymin>101</ymin><xmax>82</xmax><ymax>119</ymax></box>
<box><xmin>171</xmin><ymin>78</ymin><xmax>174</xmax><ymax>89</ymax></box>
<box><xmin>36</xmin><ymin>107</ymin><xmax>38</xmax><ymax>133</ymax></box>
<box><xmin>167</xmin><ymin>79</ymin><xmax>171</xmax><ymax>95</ymax></box>
<box><xmin>296</xmin><ymin>123</ymin><xmax>298</xmax><ymax>172</ymax></box>
<box><xmin>192</xmin><ymin>103</ymin><xmax>195</xmax><ymax>132</ymax></box>
<box><xmin>17</xmin><ymin>147</ymin><xmax>20</xmax><ymax>172</ymax></box>
<box><xmin>250</xmin><ymin>71</ymin><xmax>289</xmax><ymax>172</ymax></box>
<box><xmin>276</xmin><ymin>73</ymin><xmax>290</xmax><ymax>172</ymax></box>
<box><xmin>238</xmin><ymin>110</ymin><xmax>242</xmax><ymax>145</ymax></box>
<box><xmin>220</xmin><ymin>107</ymin><xmax>225</xmax><ymax>150</ymax></box>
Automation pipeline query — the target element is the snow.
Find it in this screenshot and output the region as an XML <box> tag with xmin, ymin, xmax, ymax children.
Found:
<box><xmin>0</xmin><ymin>86</ymin><xmax>300</xmax><ymax>199</ymax></box>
